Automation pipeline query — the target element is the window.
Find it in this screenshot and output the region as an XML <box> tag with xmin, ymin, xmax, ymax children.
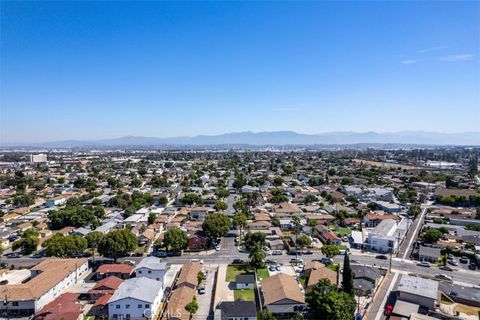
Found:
<box><xmin>156</xmin><ymin>278</ymin><xmax>159</xmax><ymax>281</ymax></box>
<box><xmin>145</xmin><ymin>304</ymin><xmax>150</xmax><ymax>308</ymax></box>
<box><xmin>12</xmin><ymin>302</ymin><xmax>18</xmax><ymax>307</ymax></box>
<box><xmin>138</xmin><ymin>304</ymin><xmax>142</xmax><ymax>308</ymax></box>
<box><xmin>116</xmin><ymin>305</ymin><xmax>120</xmax><ymax>309</ymax></box>
<box><xmin>148</xmin><ymin>270</ymin><xmax>151</xmax><ymax>274</ymax></box>
<box><xmin>138</xmin><ymin>270</ymin><xmax>142</xmax><ymax>274</ymax></box>
<box><xmin>126</xmin><ymin>304</ymin><xmax>130</xmax><ymax>309</ymax></box>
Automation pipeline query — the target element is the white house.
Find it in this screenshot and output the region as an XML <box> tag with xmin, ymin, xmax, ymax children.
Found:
<box><xmin>235</xmin><ymin>274</ymin><xmax>255</xmax><ymax>290</ymax></box>
<box><xmin>135</xmin><ymin>257</ymin><xmax>167</xmax><ymax>283</ymax></box>
<box><xmin>108</xmin><ymin>277</ymin><xmax>164</xmax><ymax>320</ymax></box>
<box><xmin>367</xmin><ymin>219</ymin><xmax>399</xmax><ymax>253</ymax></box>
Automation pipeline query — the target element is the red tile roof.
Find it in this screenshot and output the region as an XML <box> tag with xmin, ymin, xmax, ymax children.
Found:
<box><xmin>96</xmin><ymin>264</ymin><xmax>134</xmax><ymax>275</ymax></box>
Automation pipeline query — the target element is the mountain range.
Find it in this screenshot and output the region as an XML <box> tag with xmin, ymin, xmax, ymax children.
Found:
<box><xmin>2</xmin><ymin>131</ymin><xmax>479</xmax><ymax>148</ymax></box>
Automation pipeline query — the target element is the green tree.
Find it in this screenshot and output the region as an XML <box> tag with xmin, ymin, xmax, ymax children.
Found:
<box><xmin>422</xmin><ymin>228</ymin><xmax>443</xmax><ymax>243</ymax></box>
<box><xmin>148</xmin><ymin>212</ymin><xmax>157</xmax><ymax>225</ymax></box>
<box><xmin>44</xmin><ymin>234</ymin><xmax>87</xmax><ymax>258</ymax></box>
<box><xmin>181</xmin><ymin>193</ymin><xmax>203</xmax><ymax>206</ymax></box>
<box><xmin>321</xmin><ymin>244</ymin><xmax>340</xmax><ymax>258</ymax></box>
<box><xmin>214</xmin><ymin>200</ymin><xmax>228</xmax><ymax>211</ymax></box>
<box><xmin>202</xmin><ymin>213</ymin><xmax>232</xmax><ymax>241</ymax></box>
<box><xmin>244</xmin><ymin>232</ymin><xmax>266</xmax><ymax>252</ymax></box>
<box><xmin>249</xmin><ymin>247</ymin><xmax>266</xmax><ymax>269</ymax></box>
<box><xmin>12</xmin><ymin>229</ymin><xmax>39</xmax><ymax>254</ymax></box>
<box><xmin>258</xmin><ymin>309</ymin><xmax>277</xmax><ymax>320</ymax></box>
<box><xmin>185</xmin><ymin>297</ymin><xmax>199</xmax><ymax>316</ymax></box>
<box><xmin>304</xmin><ymin>194</ymin><xmax>318</xmax><ymax>204</ymax></box>
<box><xmin>85</xmin><ymin>231</ymin><xmax>103</xmax><ymax>247</ymax></box>
<box><xmin>197</xmin><ymin>271</ymin><xmax>205</xmax><ymax>286</ymax></box>
<box><xmin>306</xmin><ymin>279</ymin><xmax>356</xmax><ymax>320</ymax></box>
<box><xmin>342</xmin><ymin>254</ymin><xmax>354</xmax><ymax>295</ymax></box>
<box><xmin>296</xmin><ymin>235</ymin><xmax>312</xmax><ymax>251</ymax></box>
<box><xmin>163</xmin><ymin>227</ymin><xmax>188</xmax><ymax>251</ymax></box>
<box><xmin>232</xmin><ymin>212</ymin><xmax>248</xmax><ymax>246</ymax></box>
<box><xmin>98</xmin><ymin>229</ymin><xmax>137</xmax><ymax>262</ymax></box>
<box><xmin>216</xmin><ymin>188</ymin><xmax>230</xmax><ymax>198</ymax></box>
<box><xmin>408</xmin><ymin>204</ymin><xmax>422</xmax><ymax>219</ymax></box>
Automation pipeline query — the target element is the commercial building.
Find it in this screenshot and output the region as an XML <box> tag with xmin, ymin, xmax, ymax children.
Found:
<box><xmin>367</xmin><ymin>219</ymin><xmax>400</xmax><ymax>253</ymax></box>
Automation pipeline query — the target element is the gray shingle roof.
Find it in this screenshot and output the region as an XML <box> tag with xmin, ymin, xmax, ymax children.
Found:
<box><xmin>135</xmin><ymin>257</ymin><xmax>167</xmax><ymax>271</ymax></box>
<box><xmin>108</xmin><ymin>277</ymin><xmax>162</xmax><ymax>304</ymax></box>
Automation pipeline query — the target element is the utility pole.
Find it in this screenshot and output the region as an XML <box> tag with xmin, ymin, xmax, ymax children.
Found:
<box><xmin>389</xmin><ymin>248</ymin><xmax>393</xmax><ymax>273</ymax></box>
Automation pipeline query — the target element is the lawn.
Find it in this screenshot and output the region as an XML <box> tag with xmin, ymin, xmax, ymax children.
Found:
<box><xmin>257</xmin><ymin>268</ymin><xmax>269</xmax><ymax>281</ymax></box>
<box><xmin>332</xmin><ymin>227</ymin><xmax>351</xmax><ymax>236</ymax></box>
<box><xmin>234</xmin><ymin>289</ymin><xmax>255</xmax><ymax>301</ymax></box>
<box><xmin>299</xmin><ymin>275</ymin><xmax>307</xmax><ymax>288</ymax></box>
<box><xmin>226</xmin><ymin>265</ymin><xmax>253</xmax><ymax>282</ymax></box>
<box><xmin>226</xmin><ymin>265</ymin><xmax>269</xmax><ymax>282</ymax></box>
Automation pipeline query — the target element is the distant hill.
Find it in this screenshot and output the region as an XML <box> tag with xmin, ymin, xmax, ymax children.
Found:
<box><xmin>2</xmin><ymin>131</ymin><xmax>479</xmax><ymax>147</ymax></box>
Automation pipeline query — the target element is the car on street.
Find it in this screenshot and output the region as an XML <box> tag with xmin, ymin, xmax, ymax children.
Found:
<box><xmin>384</xmin><ymin>304</ymin><xmax>393</xmax><ymax>316</ymax></box>
<box><xmin>434</xmin><ymin>274</ymin><xmax>452</xmax><ymax>281</ymax></box>
<box><xmin>232</xmin><ymin>259</ymin><xmax>244</xmax><ymax>264</ymax></box>
<box><xmin>376</xmin><ymin>255</ymin><xmax>388</xmax><ymax>260</ymax></box>
<box><xmin>269</xmin><ymin>265</ymin><xmax>276</xmax><ymax>272</ymax></box>
<box><xmin>0</xmin><ymin>280</ymin><xmax>8</xmax><ymax>285</ymax></box>
<box><xmin>459</xmin><ymin>256</ymin><xmax>469</xmax><ymax>264</ymax></box>
<box><xmin>320</xmin><ymin>257</ymin><xmax>333</xmax><ymax>265</ymax></box>
<box><xmin>5</xmin><ymin>252</ymin><xmax>22</xmax><ymax>259</ymax></box>
<box><xmin>271</xmin><ymin>250</ymin><xmax>282</xmax><ymax>255</ymax></box>
<box><xmin>417</xmin><ymin>261</ymin><xmax>431</xmax><ymax>268</ymax></box>
<box><xmin>124</xmin><ymin>260</ymin><xmax>136</xmax><ymax>266</ymax></box>
<box><xmin>215</xmin><ymin>245</ymin><xmax>221</xmax><ymax>251</ymax></box>
<box><xmin>447</xmin><ymin>259</ymin><xmax>459</xmax><ymax>266</ymax></box>
<box><xmin>190</xmin><ymin>258</ymin><xmax>204</xmax><ymax>264</ymax></box>
<box><xmin>275</xmin><ymin>265</ymin><xmax>281</xmax><ymax>271</ymax></box>
<box><xmin>290</xmin><ymin>258</ymin><xmax>304</xmax><ymax>265</ymax></box>
<box><xmin>198</xmin><ymin>286</ymin><xmax>206</xmax><ymax>294</ymax></box>
<box><xmin>303</xmin><ymin>250</ymin><xmax>313</xmax><ymax>255</ymax></box>
<box><xmin>439</xmin><ymin>266</ymin><xmax>454</xmax><ymax>272</ymax></box>
<box><xmin>469</xmin><ymin>263</ymin><xmax>477</xmax><ymax>270</ymax></box>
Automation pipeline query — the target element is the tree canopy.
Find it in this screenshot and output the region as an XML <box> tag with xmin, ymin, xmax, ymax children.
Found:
<box><xmin>163</xmin><ymin>227</ymin><xmax>188</xmax><ymax>251</ymax></box>
<box><xmin>306</xmin><ymin>279</ymin><xmax>356</xmax><ymax>320</ymax></box>
<box><xmin>202</xmin><ymin>213</ymin><xmax>231</xmax><ymax>240</ymax></box>
<box><xmin>44</xmin><ymin>234</ymin><xmax>87</xmax><ymax>258</ymax></box>
<box><xmin>98</xmin><ymin>229</ymin><xmax>137</xmax><ymax>261</ymax></box>
<box><xmin>321</xmin><ymin>244</ymin><xmax>340</xmax><ymax>258</ymax></box>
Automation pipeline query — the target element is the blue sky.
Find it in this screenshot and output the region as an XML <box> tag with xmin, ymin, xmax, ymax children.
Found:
<box><xmin>1</xmin><ymin>1</ymin><xmax>478</xmax><ymax>143</ymax></box>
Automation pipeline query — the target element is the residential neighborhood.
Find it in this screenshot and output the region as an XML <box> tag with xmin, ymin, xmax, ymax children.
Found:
<box><xmin>0</xmin><ymin>148</ymin><xmax>477</xmax><ymax>320</ymax></box>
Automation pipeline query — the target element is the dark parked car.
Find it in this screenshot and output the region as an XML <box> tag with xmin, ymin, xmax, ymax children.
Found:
<box><xmin>232</xmin><ymin>259</ymin><xmax>244</xmax><ymax>264</ymax></box>
<box><xmin>5</xmin><ymin>252</ymin><xmax>22</xmax><ymax>258</ymax></box>
<box><xmin>459</xmin><ymin>256</ymin><xmax>469</xmax><ymax>264</ymax></box>
<box><xmin>439</xmin><ymin>266</ymin><xmax>454</xmax><ymax>272</ymax></box>
<box><xmin>469</xmin><ymin>263</ymin><xmax>477</xmax><ymax>270</ymax></box>
<box><xmin>376</xmin><ymin>255</ymin><xmax>388</xmax><ymax>260</ymax></box>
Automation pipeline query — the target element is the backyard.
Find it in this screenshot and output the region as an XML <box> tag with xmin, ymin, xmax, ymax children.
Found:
<box><xmin>226</xmin><ymin>265</ymin><xmax>269</xmax><ymax>282</ymax></box>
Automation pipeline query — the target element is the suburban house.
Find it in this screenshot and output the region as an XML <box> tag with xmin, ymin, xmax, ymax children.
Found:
<box><xmin>418</xmin><ymin>246</ymin><xmax>442</xmax><ymax>263</ymax></box>
<box><xmin>96</xmin><ymin>264</ymin><xmax>134</xmax><ymax>280</ymax></box>
<box><xmin>135</xmin><ymin>257</ymin><xmax>167</xmax><ymax>283</ymax></box>
<box><xmin>187</xmin><ymin>231</ymin><xmax>209</xmax><ymax>251</ymax></box>
<box><xmin>351</xmin><ymin>265</ymin><xmax>386</xmax><ymax>296</ymax></box>
<box><xmin>306</xmin><ymin>265</ymin><xmax>338</xmax><ymax>290</ymax></box>
<box><xmin>235</xmin><ymin>274</ymin><xmax>255</xmax><ymax>290</ymax></box>
<box><xmin>396</xmin><ymin>275</ymin><xmax>439</xmax><ymax>310</ymax></box>
<box><xmin>214</xmin><ymin>301</ymin><xmax>257</xmax><ymax>320</ymax></box>
<box><xmin>89</xmin><ymin>276</ymin><xmax>123</xmax><ymax>300</ymax></box>
<box><xmin>189</xmin><ymin>207</ymin><xmax>214</xmax><ymax>221</ymax></box>
<box><xmin>260</xmin><ymin>273</ymin><xmax>305</xmax><ymax>317</ymax></box>
<box><xmin>315</xmin><ymin>225</ymin><xmax>341</xmax><ymax>245</ymax></box>
<box><xmin>108</xmin><ymin>277</ymin><xmax>164</xmax><ymax>320</ymax></box>
<box><xmin>34</xmin><ymin>292</ymin><xmax>83</xmax><ymax>320</ymax></box>
<box><xmin>166</xmin><ymin>262</ymin><xmax>201</xmax><ymax>320</ymax></box>
<box><xmin>273</xmin><ymin>203</ymin><xmax>303</xmax><ymax>219</ymax></box>
<box><xmin>0</xmin><ymin>258</ymin><xmax>89</xmax><ymax>316</ymax></box>
<box><xmin>45</xmin><ymin>195</ymin><xmax>66</xmax><ymax>207</ymax></box>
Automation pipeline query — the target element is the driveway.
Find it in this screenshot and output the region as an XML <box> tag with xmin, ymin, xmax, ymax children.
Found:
<box><xmin>195</xmin><ymin>264</ymin><xmax>217</xmax><ymax>320</ymax></box>
<box><xmin>214</xmin><ymin>264</ymin><xmax>234</xmax><ymax>306</ymax></box>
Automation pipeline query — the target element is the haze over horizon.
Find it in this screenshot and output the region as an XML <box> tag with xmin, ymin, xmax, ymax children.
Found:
<box><xmin>1</xmin><ymin>1</ymin><xmax>479</xmax><ymax>143</ymax></box>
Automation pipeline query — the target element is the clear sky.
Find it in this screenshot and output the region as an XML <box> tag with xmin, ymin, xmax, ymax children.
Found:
<box><xmin>1</xmin><ymin>1</ymin><xmax>479</xmax><ymax>143</ymax></box>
